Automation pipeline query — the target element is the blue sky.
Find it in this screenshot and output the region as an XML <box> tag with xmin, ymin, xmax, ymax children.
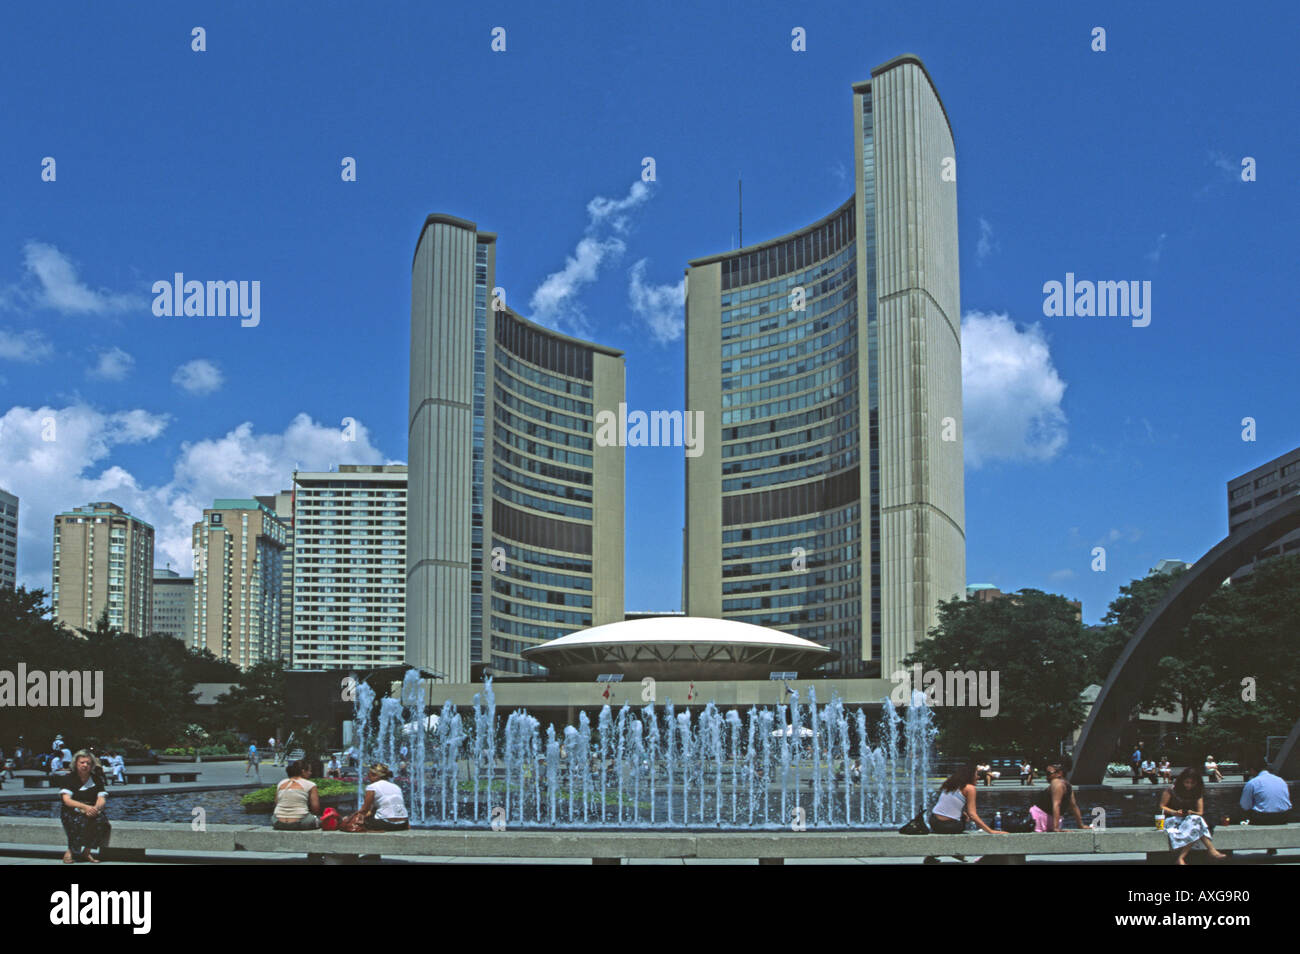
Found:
<box><xmin>1</xmin><ymin>1</ymin><xmax>1296</xmax><ymax>624</ymax></box>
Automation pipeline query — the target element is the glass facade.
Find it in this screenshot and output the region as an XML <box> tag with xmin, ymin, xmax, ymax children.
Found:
<box><xmin>713</xmin><ymin>199</ymin><xmax>870</xmax><ymax>674</ymax></box>
<box><xmin>862</xmin><ymin>89</ymin><xmax>882</xmax><ymax>662</ymax></box>
<box><xmin>488</xmin><ymin>310</ymin><xmax>598</xmax><ymax>675</ymax></box>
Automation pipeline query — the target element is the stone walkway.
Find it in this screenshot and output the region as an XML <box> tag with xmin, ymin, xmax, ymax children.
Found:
<box><xmin>0</xmin><ymin>759</ymin><xmax>271</xmax><ymax>804</ymax></box>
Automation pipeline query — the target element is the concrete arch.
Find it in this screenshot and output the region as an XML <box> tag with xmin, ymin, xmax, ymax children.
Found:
<box><xmin>1071</xmin><ymin>493</ymin><xmax>1300</xmax><ymax>784</ymax></box>
<box><xmin>1274</xmin><ymin>718</ymin><xmax>1300</xmax><ymax>780</ymax></box>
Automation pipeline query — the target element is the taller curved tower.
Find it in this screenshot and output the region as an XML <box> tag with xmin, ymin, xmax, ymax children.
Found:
<box><xmin>684</xmin><ymin>55</ymin><xmax>965</xmax><ymax>678</ymax></box>
<box><xmin>409</xmin><ymin>215</ymin><xmax>625</xmax><ymax>682</ymax></box>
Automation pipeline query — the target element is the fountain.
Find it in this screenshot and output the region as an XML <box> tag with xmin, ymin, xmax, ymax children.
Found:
<box><xmin>354</xmin><ymin>674</ymin><xmax>936</xmax><ymax>829</ymax></box>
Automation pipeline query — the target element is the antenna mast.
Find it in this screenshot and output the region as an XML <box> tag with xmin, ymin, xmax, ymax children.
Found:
<box><xmin>738</xmin><ymin>175</ymin><xmax>743</xmax><ymax>248</ymax></box>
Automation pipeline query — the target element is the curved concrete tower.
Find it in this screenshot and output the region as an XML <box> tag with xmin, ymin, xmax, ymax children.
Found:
<box><xmin>409</xmin><ymin>215</ymin><xmax>625</xmax><ymax>682</ymax></box>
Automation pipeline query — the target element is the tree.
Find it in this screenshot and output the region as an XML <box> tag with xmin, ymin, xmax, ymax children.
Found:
<box><xmin>213</xmin><ymin>660</ymin><xmax>287</xmax><ymax>740</ymax></box>
<box><xmin>287</xmin><ymin>720</ymin><xmax>334</xmax><ymax>776</ymax></box>
<box><xmin>0</xmin><ymin>586</ymin><xmax>201</xmax><ymax>750</ymax></box>
<box><xmin>1185</xmin><ymin>555</ymin><xmax>1300</xmax><ymax>763</ymax></box>
<box><xmin>1098</xmin><ymin>556</ymin><xmax>1300</xmax><ymax>762</ymax></box>
<box><xmin>0</xmin><ymin>586</ymin><xmax>80</xmax><ymax>750</ymax></box>
<box><xmin>1098</xmin><ymin>567</ymin><xmax>1224</xmax><ymax>724</ymax></box>
<box><xmin>903</xmin><ymin>589</ymin><xmax>1092</xmax><ymax>763</ymax></box>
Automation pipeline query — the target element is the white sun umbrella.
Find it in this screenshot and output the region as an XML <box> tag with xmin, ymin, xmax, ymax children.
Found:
<box><xmin>402</xmin><ymin>713</ymin><xmax>439</xmax><ymax>735</ymax></box>
<box><xmin>771</xmin><ymin>725</ymin><xmax>815</xmax><ymax>738</ymax></box>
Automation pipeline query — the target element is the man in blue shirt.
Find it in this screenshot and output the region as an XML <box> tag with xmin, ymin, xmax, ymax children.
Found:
<box><xmin>1130</xmin><ymin>743</ymin><xmax>1143</xmax><ymax>784</ymax></box>
<box><xmin>1239</xmin><ymin>759</ymin><xmax>1291</xmax><ymax>825</ymax></box>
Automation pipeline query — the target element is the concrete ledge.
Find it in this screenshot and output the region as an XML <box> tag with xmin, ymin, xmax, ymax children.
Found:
<box><xmin>235</xmin><ymin>828</ymin><xmax>699</xmax><ymax>858</ymax></box>
<box><xmin>0</xmin><ymin>817</ymin><xmax>246</xmax><ymax>852</ymax></box>
<box><xmin>695</xmin><ymin>831</ymin><xmax>1095</xmax><ymax>858</ymax></box>
<box><xmin>0</xmin><ymin>816</ymin><xmax>1296</xmax><ymax>861</ymax></box>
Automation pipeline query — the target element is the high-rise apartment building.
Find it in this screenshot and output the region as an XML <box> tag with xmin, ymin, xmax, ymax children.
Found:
<box><xmin>0</xmin><ymin>488</ymin><xmax>16</xmax><ymax>589</ymax></box>
<box><xmin>1227</xmin><ymin>445</ymin><xmax>1300</xmax><ymax>578</ymax></box>
<box><xmin>291</xmin><ymin>465</ymin><xmax>406</xmax><ymax>670</ymax></box>
<box><xmin>191</xmin><ymin>499</ymin><xmax>288</xmax><ymax>669</ymax></box>
<box><xmin>684</xmin><ymin>55</ymin><xmax>966</xmax><ymax>678</ymax></box>
<box><xmin>52</xmin><ymin>502</ymin><xmax>155</xmax><ymax>634</ymax></box>
<box><xmin>152</xmin><ymin>567</ymin><xmax>194</xmax><ymax>642</ymax></box>
<box><xmin>408</xmin><ymin>215</ymin><xmax>625</xmax><ymax>681</ymax></box>
<box><xmin>256</xmin><ymin>489</ymin><xmax>296</xmax><ymax>663</ymax></box>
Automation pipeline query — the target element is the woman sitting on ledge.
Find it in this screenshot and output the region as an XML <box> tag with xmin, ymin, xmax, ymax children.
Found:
<box><xmin>923</xmin><ymin>764</ymin><xmax>1004</xmax><ymax>864</ymax></box>
<box><xmin>273</xmin><ymin>760</ymin><xmax>322</xmax><ymax>830</ymax></box>
<box><xmin>1204</xmin><ymin>756</ymin><xmax>1224</xmax><ymax>783</ymax></box>
<box><xmin>1161</xmin><ymin>768</ymin><xmax>1227</xmax><ymax>865</ymax></box>
<box><xmin>59</xmin><ymin>751</ymin><xmax>109</xmax><ymax>864</ymax></box>
<box><xmin>360</xmin><ymin>763</ymin><xmax>409</xmax><ymax>831</ymax></box>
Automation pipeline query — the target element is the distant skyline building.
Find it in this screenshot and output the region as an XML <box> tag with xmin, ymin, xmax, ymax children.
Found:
<box><xmin>291</xmin><ymin>465</ymin><xmax>406</xmax><ymax>671</ymax></box>
<box><xmin>152</xmin><ymin>566</ymin><xmax>194</xmax><ymax>643</ymax></box>
<box><xmin>52</xmin><ymin>502</ymin><xmax>154</xmax><ymax>635</ymax></box>
<box><xmin>408</xmin><ymin>215</ymin><xmax>625</xmax><ymax>681</ymax></box>
<box><xmin>0</xmin><ymin>488</ymin><xmax>16</xmax><ymax>590</ymax></box>
<box><xmin>191</xmin><ymin>499</ymin><xmax>288</xmax><ymax>669</ymax></box>
<box><xmin>256</xmin><ymin>489</ymin><xmax>296</xmax><ymax>663</ymax></box>
<box><xmin>1227</xmin><ymin>445</ymin><xmax>1300</xmax><ymax>578</ymax></box>
<box><xmin>684</xmin><ymin>54</ymin><xmax>966</xmax><ymax>678</ymax></box>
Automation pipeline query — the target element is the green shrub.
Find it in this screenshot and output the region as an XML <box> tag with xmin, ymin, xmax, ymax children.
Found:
<box><xmin>240</xmin><ymin>778</ymin><xmax>357</xmax><ymax>807</ymax></box>
<box><xmin>163</xmin><ymin>745</ymin><xmax>240</xmax><ymax>757</ymax></box>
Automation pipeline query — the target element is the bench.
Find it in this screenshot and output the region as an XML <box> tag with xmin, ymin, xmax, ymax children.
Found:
<box><xmin>123</xmin><ymin>772</ymin><xmax>200</xmax><ymax>785</ymax></box>
<box><xmin>0</xmin><ymin>815</ymin><xmax>1296</xmax><ymax>864</ymax></box>
<box><xmin>21</xmin><ymin>777</ymin><xmax>54</xmax><ymax>789</ymax></box>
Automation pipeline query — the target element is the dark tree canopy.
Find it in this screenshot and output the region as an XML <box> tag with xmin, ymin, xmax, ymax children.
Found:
<box><xmin>904</xmin><ymin>589</ymin><xmax>1097</xmax><ymax>763</ymax></box>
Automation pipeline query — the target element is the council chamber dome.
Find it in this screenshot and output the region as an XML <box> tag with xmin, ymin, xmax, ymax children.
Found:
<box><xmin>520</xmin><ymin>616</ymin><xmax>838</xmax><ymax>681</ymax></box>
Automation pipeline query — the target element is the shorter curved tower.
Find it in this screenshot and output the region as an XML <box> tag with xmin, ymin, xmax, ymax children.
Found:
<box><xmin>408</xmin><ymin>216</ymin><xmax>624</xmax><ymax>681</ymax></box>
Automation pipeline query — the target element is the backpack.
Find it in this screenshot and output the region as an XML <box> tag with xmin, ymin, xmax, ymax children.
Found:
<box><xmin>319</xmin><ymin>807</ymin><xmax>341</xmax><ymax>831</ymax></box>
<box><xmin>898</xmin><ymin>810</ymin><xmax>930</xmax><ymax>835</ymax></box>
<box><xmin>1001</xmin><ymin>809</ymin><xmax>1034</xmax><ymax>833</ymax></box>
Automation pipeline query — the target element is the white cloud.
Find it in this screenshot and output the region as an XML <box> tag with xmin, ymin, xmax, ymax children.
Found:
<box><xmin>586</xmin><ymin>180</ymin><xmax>651</xmax><ymax>233</ymax></box>
<box><xmin>529</xmin><ymin>179</ymin><xmax>657</xmax><ymax>332</ymax></box>
<box><xmin>1145</xmin><ymin>232</ymin><xmax>1168</xmax><ymax>264</ymax></box>
<box><xmin>628</xmin><ymin>259</ymin><xmax>685</xmax><ymax>344</ymax></box>
<box><xmin>961</xmin><ymin>310</ymin><xmax>1068</xmax><ymax>468</ymax></box>
<box><xmin>172</xmin><ymin>358</ymin><xmax>224</xmax><ymax>395</ymax></box>
<box><xmin>529</xmin><ymin>236</ymin><xmax>626</xmax><ymax>332</ymax></box>
<box><xmin>1209</xmin><ymin>150</ymin><xmax>1238</xmax><ymax>178</ymax></box>
<box><xmin>976</xmin><ymin>217</ymin><xmax>999</xmax><ymax>263</ymax></box>
<box><xmin>0</xmin><ymin>328</ymin><xmax>53</xmax><ymax>363</ymax></box>
<box><xmin>1097</xmin><ymin>527</ymin><xmax>1142</xmax><ymax>546</ymax></box>
<box><xmin>7</xmin><ymin>241</ymin><xmax>145</xmax><ymax>315</ymax></box>
<box><xmin>0</xmin><ymin>406</ymin><xmax>389</xmax><ymax>590</ymax></box>
<box><xmin>88</xmin><ymin>346</ymin><xmax>135</xmax><ymax>382</ymax></box>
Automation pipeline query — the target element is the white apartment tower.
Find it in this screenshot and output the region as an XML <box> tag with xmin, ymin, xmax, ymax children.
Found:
<box><xmin>291</xmin><ymin>465</ymin><xmax>407</xmax><ymax>670</ymax></box>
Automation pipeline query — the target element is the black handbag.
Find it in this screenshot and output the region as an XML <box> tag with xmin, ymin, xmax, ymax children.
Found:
<box><xmin>898</xmin><ymin>810</ymin><xmax>930</xmax><ymax>835</ymax></box>
<box><xmin>1001</xmin><ymin>809</ymin><xmax>1033</xmax><ymax>833</ymax></box>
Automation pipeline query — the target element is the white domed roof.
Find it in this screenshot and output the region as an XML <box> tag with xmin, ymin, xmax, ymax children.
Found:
<box><xmin>521</xmin><ymin>616</ymin><xmax>836</xmax><ymax>680</ymax></box>
<box><xmin>539</xmin><ymin>616</ymin><xmax>824</xmax><ymax>650</ymax></box>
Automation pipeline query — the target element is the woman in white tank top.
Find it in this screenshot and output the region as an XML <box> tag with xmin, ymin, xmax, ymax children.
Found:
<box><xmin>924</xmin><ymin>763</ymin><xmax>1006</xmax><ymax>863</ymax></box>
<box><xmin>360</xmin><ymin>763</ymin><xmax>410</xmax><ymax>831</ymax></box>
